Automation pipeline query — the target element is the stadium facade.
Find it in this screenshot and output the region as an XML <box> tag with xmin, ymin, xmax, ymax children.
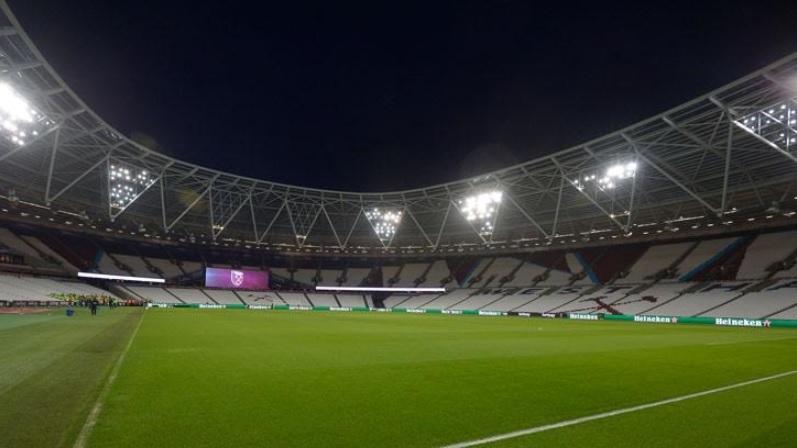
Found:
<box><xmin>0</xmin><ymin>2</ymin><xmax>797</xmax><ymax>258</ymax></box>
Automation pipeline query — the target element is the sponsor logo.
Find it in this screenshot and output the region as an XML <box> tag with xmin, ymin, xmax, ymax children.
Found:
<box><xmin>288</xmin><ymin>305</ymin><xmax>312</xmax><ymax>311</ymax></box>
<box><xmin>715</xmin><ymin>317</ymin><xmax>767</xmax><ymax>327</ymax></box>
<box><xmin>518</xmin><ymin>312</ymin><xmax>532</xmax><ymax>317</ymax></box>
<box><xmin>633</xmin><ymin>315</ymin><xmax>675</xmax><ymax>324</ymax></box>
<box><xmin>542</xmin><ymin>313</ymin><xmax>556</xmax><ymax>318</ymax></box>
<box><xmin>248</xmin><ymin>304</ymin><xmax>271</xmax><ymax>310</ymax></box>
<box><xmin>329</xmin><ymin>307</ymin><xmax>351</xmax><ymax>312</ymax></box>
<box><xmin>406</xmin><ymin>309</ymin><xmax>426</xmax><ymax>314</ymax></box>
<box><xmin>199</xmin><ymin>304</ymin><xmax>224</xmax><ymax>309</ymax></box>
<box><xmin>373</xmin><ymin>308</ymin><xmax>392</xmax><ymax>312</ymax></box>
<box><xmin>230</xmin><ymin>270</ymin><xmax>244</xmax><ymax>287</ymax></box>
<box><xmin>569</xmin><ymin>313</ymin><xmax>598</xmax><ymax>320</ymax></box>
<box><xmin>442</xmin><ymin>310</ymin><xmax>463</xmax><ymax>315</ymax></box>
<box><xmin>478</xmin><ymin>311</ymin><xmax>503</xmax><ymax>316</ymax></box>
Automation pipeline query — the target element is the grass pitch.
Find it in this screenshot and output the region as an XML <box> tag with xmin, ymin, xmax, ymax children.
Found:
<box><xmin>2</xmin><ymin>308</ymin><xmax>797</xmax><ymax>447</ymax></box>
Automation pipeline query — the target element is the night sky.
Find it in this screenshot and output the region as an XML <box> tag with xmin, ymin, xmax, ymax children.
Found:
<box><xmin>8</xmin><ymin>1</ymin><xmax>797</xmax><ymax>192</ymax></box>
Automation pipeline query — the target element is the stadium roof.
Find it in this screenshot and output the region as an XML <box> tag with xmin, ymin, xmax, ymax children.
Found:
<box><xmin>1</xmin><ymin>1</ymin><xmax>797</xmax><ymax>252</ymax></box>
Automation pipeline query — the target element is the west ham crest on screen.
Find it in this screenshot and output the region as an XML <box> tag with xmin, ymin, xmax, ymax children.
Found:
<box><xmin>231</xmin><ymin>270</ymin><xmax>244</xmax><ymax>287</ymax></box>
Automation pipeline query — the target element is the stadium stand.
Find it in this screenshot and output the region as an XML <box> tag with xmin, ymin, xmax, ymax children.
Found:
<box><xmin>735</xmin><ymin>231</ymin><xmax>797</xmax><ymax>280</ymax></box>
<box><xmin>336</xmin><ymin>294</ymin><xmax>369</xmax><ymax>308</ymax></box>
<box><xmin>700</xmin><ymin>279</ymin><xmax>797</xmax><ymax>318</ymax></box>
<box><xmin>535</xmin><ymin>268</ymin><xmax>572</xmax><ymax>287</ymax></box>
<box><xmin>475</xmin><ymin>257</ymin><xmax>523</xmax><ymax>288</ymax></box>
<box><xmin>463</xmin><ymin>258</ymin><xmax>494</xmax><ymax>288</ymax></box>
<box><xmin>235</xmin><ymin>291</ymin><xmax>281</xmax><ymax>305</ymax></box>
<box><xmin>147</xmin><ymin>257</ymin><xmax>184</xmax><ymax>279</ymax></box>
<box><xmin>641</xmin><ymin>281</ymin><xmax>750</xmax><ymax>316</ymax></box>
<box><xmin>392</xmin><ymin>263</ymin><xmax>430</xmax><ymax>287</ymax></box>
<box><xmin>387</xmin><ymin>293</ymin><xmax>440</xmax><ymax>309</ymax></box>
<box><xmin>179</xmin><ymin>260</ymin><xmax>204</xmax><ymax>275</ymax></box>
<box><xmin>316</xmin><ymin>269</ymin><xmax>343</xmax><ymax>286</ymax></box>
<box><xmin>203</xmin><ymin>289</ymin><xmax>245</xmax><ymax>305</ymax></box>
<box><xmin>0</xmin><ymin>274</ymin><xmax>115</xmax><ymax>303</ymax></box>
<box><xmin>512</xmin><ymin>286</ymin><xmax>588</xmax><ymax>313</ymax></box>
<box><xmin>424</xmin><ymin>260</ymin><xmax>452</xmax><ymax>286</ymax></box>
<box><xmin>275</xmin><ymin>292</ymin><xmax>312</xmax><ymax>307</ymax></box>
<box><xmin>667</xmin><ymin>237</ymin><xmax>742</xmax><ymax>282</ymax></box>
<box><xmin>292</xmin><ymin>269</ymin><xmax>317</xmax><ymax>286</ymax></box>
<box><xmin>606</xmin><ymin>283</ymin><xmax>688</xmax><ymax>315</ymax></box>
<box><xmin>114</xmin><ymin>254</ymin><xmax>152</xmax><ymax>277</ymax></box>
<box><xmin>341</xmin><ymin>268</ymin><xmax>371</xmax><ymax>286</ymax></box>
<box><xmin>557</xmin><ymin>285</ymin><xmax>637</xmax><ymax>314</ymax></box>
<box><xmin>448</xmin><ymin>288</ymin><xmax>511</xmax><ymax>310</ymax></box>
<box><xmin>306</xmin><ymin>293</ymin><xmax>339</xmax><ymax>307</ymax></box>
<box><xmin>124</xmin><ymin>286</ymin><xmax>183</xmax><ymax>304</ymax></box>
<box><xmin>420</xmin><ymin>289</ymin><xmax>475</xmax><ymax>309</ymax></box>
<box><xmin>503</xmin><ymin>262</ymin><xmax>548</xmax><ymax>287</ymax></box>
<box><xmin>0</xmin><ymin>227</ymin><xmax>64</xmax><ymax>271</ymax></box>
<box><xmin>564</xmin><ymin>253</ymin><xmax>592</xmax><ymax>286</ymax></box>
<box><xmin>18</xmin><ymin>234</ymin><xmax>78</xmax><ymax>272</ymax></box>
<box><xmin>167</xmin><ymin>287</ymin><xmax>213</xmax><ymax>304</ymax></box>
<box><xmin>97</xmin><ymin>253</ymin><xmax>132</xmax><ymax>276</ymax></box>
<box><xmin>616</xmin><ymin>242</ymin><xmax>694</xmax><ymax>284</ymax></box>
<box><xmin>481</xmin><ymin>287</ymin><xmax>547</xmax><ymax>312</ymax></box>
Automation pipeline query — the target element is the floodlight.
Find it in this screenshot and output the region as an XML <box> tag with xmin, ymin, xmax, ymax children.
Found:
<box><xmin>108</xmin><ymin>163</ymin><xmax>155</xmax><ymax>209</ymax></box>
<box><xmin>0</xmin><ymin>82</ymin><xmax>53</xmax><ymax>147</ymax></box>
<box><xmin>365</xmin><ymin>208</ymin><xmax>403</xmax><ymax>244</ymax></box>
<box><xmin>457</xmin><ymin>190</ymin><xmax>502</xmax><ymax>236</ymax></box>
<box><xmin>736</xmin><ymin>99</ymin><xmax>797</xmax><ymax>151</ymax></box>
<box><xmin>573</xmin><ymin>160</ymin><xmax>637</xmax><ymax>192</ymax></box>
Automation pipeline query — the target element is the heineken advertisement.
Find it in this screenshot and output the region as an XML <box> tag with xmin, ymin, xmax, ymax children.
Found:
<box><xmin>247</xmin><ymin>304</ymin><xmax>271</xmax><ymax>310</ymax></box>
<box><xmin>568</xmin><ymin>313</ymin><xmax>600</xmax><ymax>321</ymax></box>
<box><xmin>603</xmin><ymin>314</ymin><xmax>679</xmax><ymax>324</ymax></box>
<box><xmin>714</xmin><ymin>317</ymin><xmax>768</xmax><ymax>327</ymax></box>
<box><xmin>478</xmin><ymin>310</ymin><xmax>506</xmax><ymax>316</ymax></box>
<box><xmin>199</xmin><ymin>304</ymin><xmax>225</xmax><ymax>309</ymax></box>
<box><xmin>148</xmin><ymin>302</ymin><xmax>797</xmax><ymax>328</ymax></box>
<box><xmin>604</xmin><ymin>314</ymin><xmax>797</xmax><ymax>328</ymax></box>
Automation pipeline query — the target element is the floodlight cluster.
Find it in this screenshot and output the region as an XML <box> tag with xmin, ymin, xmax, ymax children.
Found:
<box><xmin>365</xmin><ymin>208</ymin><xmax>402</xmax><ymax>242</ymax></box>
<box><xmin>0</xmin><ymin>82</ymin><xmax>53</xmax><ymax>147</ymax></box>
<box><xmin>109</xmin><ymin>165</ymin><xmax>153</xmax><ymax>208</ymax></box>
<box><xmin>573</xmin><ymin>162</ymin><xmax>637</xmax><ymax>191</ymax></box>
<box><xmin>737</xmin><ymin>101</ymin><xmax>797</xmax><ymax>151</ymax></box>
<box><xmin>459</xmin><ymin>191</ymin><xmax>502</xmax><ymax>235</ymax></box>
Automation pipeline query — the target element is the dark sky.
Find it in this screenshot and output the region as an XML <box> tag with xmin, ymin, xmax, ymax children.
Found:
<box><xmin>8</xmin><ymin>1</ymin><xmax>797</xmax><ymax>192</ymax></box>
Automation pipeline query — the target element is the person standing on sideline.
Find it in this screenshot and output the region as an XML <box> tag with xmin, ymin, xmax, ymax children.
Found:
<box><xmin>90</xmin><ymin>299</ymin><xmax>98</xmax><ymax>315</ymax></box>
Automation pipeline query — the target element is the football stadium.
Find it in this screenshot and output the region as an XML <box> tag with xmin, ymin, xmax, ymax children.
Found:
<box><xmin>1</xmin><ymin>2</ymin><xmax>797</xmax><ymax>447</ymax></box>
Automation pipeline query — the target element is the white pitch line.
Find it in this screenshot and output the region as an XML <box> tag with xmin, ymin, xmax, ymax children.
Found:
<box><xmin>441</xmin><ymin>369</ymin><xmax>797</xmax><ymax>448</ymax></box>
<box><xmin>73</xmin><ymin>312</ymin><xmax>145</xmax><ymax>448</ymax></box>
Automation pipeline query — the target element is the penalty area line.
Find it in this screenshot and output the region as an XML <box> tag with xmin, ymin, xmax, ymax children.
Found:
<box><xmin>440</xmin><ymin>369</ymin><xmax>797</xmax><ymax>448</ymax></box>
<box><xmin>73</xmin><ymin>312</ymin><xmax>145</xmax><ymax>448</ymax></box>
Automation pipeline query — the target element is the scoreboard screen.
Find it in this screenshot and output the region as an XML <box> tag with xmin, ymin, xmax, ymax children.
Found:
<box><xmin>205</xmin><ymin>267</ymin><xmax>269</xmax><ymax>290</ymax></box>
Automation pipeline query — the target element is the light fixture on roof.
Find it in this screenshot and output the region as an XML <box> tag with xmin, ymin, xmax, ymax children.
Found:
<box><xmin>457</xmin><ymin>190</ymin><xmax>502</xmax><ymax>236</ymax></box>
<box><xmin>108</xmin><ymin>163</ymin><xmax>155</xmax><ymax>209</ymax></box>
<box><xmin>0</xmin><ymin>82</ymin><xmax>54</xmax><ymax>147</ymax></box>
<box><xmin>572</xmin><ymin>161</ymin><xmax>637</xmax><ymax>192</ymax></box>
<box><xmin>736</xmin><ymin>99</ymin><xmax>797</xmax><ymax>152</ymax></box>
<box><xmin>365</xmin><ymin>208</ymin><xmax>402</xmax><ymax>245</ymax></box>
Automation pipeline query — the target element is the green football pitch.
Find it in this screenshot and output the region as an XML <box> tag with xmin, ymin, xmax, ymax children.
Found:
<box><xmin>2</xmin><ymin>307</ymin><xmax>796</xmax><ymax>447</ymax></box>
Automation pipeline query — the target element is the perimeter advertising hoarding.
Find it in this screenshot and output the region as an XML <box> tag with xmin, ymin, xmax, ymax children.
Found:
<box><xmin>205</xmin><ymin>267</ymin><xmax>269</xmax><ymax>290</ymax></box>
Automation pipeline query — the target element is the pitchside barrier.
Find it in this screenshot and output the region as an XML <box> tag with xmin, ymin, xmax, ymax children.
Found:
<box><xmin>145</xmin><ymin>302</ymin><xmax>797</xmax><ymax>328</ymax></box>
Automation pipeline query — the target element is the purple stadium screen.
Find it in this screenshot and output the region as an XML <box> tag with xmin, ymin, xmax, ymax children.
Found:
<box><xmin>205</xmin><ymin>267</ymin><xmax>269</xmax><ymax>290</ymax></box>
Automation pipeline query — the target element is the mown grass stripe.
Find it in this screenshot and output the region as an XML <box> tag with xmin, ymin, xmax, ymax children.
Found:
<box><xmin>72</xmin><ymin>312</ymin><xmax>145</xmax><ymax>448</ymax></box>
<box><xmin>440</xmin><ymin>369</ymin><xmax>797</xmax><ymax>448</ymax></box>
